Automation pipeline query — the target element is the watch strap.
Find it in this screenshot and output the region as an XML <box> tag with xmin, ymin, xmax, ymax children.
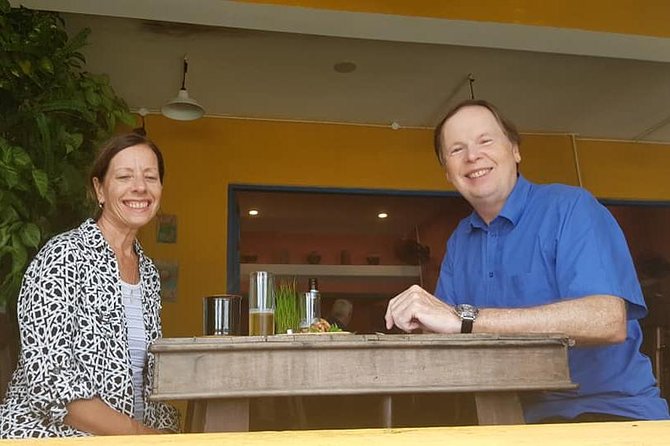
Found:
<box><xmin>461</xmin><ymin>318</ymin><xmax>474</xmax><ymax>334</ymax></box>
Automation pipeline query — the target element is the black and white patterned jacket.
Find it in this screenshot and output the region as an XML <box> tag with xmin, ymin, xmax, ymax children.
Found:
<box><xmin>0</xmin><ymin>219</ymin><xmax>180</xmax><ymax>438</ymax></box>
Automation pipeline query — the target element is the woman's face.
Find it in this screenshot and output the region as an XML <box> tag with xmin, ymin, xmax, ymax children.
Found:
<box><xmin>93</xmin><ymin>144</ymin><xmax>163</xmax><ymax>231</ymax></box>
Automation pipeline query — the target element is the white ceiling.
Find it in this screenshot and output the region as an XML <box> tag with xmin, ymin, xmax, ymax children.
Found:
<box><xmin>13</xmin><ymin>0</ymin><xmax>670</xmax><ymax>142</ymax></box>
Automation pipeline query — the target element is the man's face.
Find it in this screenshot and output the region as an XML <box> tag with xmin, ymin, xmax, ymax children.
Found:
<box><xmin>440</xmin><ymin>105</ymin><xmax>520</xmax><ymax>219</ymax></box>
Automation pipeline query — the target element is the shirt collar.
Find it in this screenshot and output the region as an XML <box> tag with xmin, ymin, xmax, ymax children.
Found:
<box><xmin>466</xmin><ymin>174</ymin><xmax>532</xmax><ymax>231</ymax></box>
<box><xmin>79</xmin><ymin>218</ymin><xmax>145</xmax><ymax>258</ymax></box>
<box><xmin>80</xmin><ymin>218</ymin><xmax>106</xmax><ymax>249</ymax></box>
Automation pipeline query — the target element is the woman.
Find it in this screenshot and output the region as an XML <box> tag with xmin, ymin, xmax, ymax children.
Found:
<box><xmin>0</xmin><ymin>133</ymin><xmax>179</xmax><ymax>437</ymax></box>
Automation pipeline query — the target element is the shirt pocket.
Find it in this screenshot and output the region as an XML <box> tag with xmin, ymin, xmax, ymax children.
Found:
<box><xmin>507</xmin><ymin>270</ymin><xmax>557</xmax><ymax>307</ymax></box>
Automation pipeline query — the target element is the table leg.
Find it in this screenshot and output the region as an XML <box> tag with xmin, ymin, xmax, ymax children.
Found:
<box><xmin>474</xmin><ymin>392</ymin><xmax>525</xmax><ymax>425</ymax></box>
<box><xmin>290</xmin><ymin>396</ymin><xmax>308</xmax><ymax>429</ymax></box>
<box><xmin>187</xmin><ymin>398</ymin><xmax>250</xmax><ymax>432</ymax></box>
<box><xmin>381</xmin><ymin>395</ymin><xmax>393</xmax><ymax>428</ymax></box>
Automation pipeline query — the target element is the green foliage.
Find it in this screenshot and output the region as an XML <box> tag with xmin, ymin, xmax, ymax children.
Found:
<box><xmin>0</xmin><ymin>1</ymin><xmax>135</xmax><ymax>307</ymax></box>
<box><xmin>275</xmin><ymin>278</ymin><xmax>300</xmax><ymax>334</ymax></box>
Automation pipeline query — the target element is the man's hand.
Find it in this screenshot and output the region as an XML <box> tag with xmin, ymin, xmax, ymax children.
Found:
<box><xmin>384</xmin><ymin>285</ymin><xmax>460</xmax><ymax>333</ymax></box>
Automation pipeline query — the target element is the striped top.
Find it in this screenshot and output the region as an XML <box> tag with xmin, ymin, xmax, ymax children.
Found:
<box><xmin>120</xmin><ymin>279</ymin><xmax>147</xmax><ymax>421</ymax></box>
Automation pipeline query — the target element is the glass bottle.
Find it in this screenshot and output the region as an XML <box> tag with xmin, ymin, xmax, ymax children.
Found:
<box><xmin>300</xmin><ymin>277</ymin><xmax>321</xmax><ymax>332</ymax></box>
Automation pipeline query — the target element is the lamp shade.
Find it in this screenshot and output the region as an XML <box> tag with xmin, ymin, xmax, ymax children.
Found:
<box><xmin>161</xmin><ymin>89</ymin><xmax>205</xmax><ymax>121</ymax></box>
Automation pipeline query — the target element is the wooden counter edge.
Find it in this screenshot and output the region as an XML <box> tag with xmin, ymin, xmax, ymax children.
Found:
<box><xmin>1</xmin><ymin>421</ymin><xmax>668</xmax><ymax>445</ymax></box>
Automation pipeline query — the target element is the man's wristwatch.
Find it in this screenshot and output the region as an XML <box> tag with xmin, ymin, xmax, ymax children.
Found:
<box><xmin>455</xmin><ymin>304</ymin><xmax>479</xmax><ymax>333</ymax></box>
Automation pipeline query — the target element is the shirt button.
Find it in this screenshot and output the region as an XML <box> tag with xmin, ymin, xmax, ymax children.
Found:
<box><xmin>488</xmin><ymin>272</ymin><xmax>494</xmax><ymax>278</ymax></box>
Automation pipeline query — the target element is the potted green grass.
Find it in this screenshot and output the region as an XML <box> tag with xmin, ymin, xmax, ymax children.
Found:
<box><xmin>274</xmin><ymin>278</ymin><xmax>299</xmax><ymax>334</ymax></box>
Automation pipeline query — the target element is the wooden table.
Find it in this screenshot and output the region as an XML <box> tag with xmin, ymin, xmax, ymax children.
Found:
<box><xmin>150</xmin><ymin>333</ymin><xmax>576</xmax><ymax>432</ymax></box>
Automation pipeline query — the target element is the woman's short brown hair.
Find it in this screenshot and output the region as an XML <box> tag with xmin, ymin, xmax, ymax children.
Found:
<box><xmin>433</xmin><ymin>99</ymin><xmax>521</xmax><ymax>165</ymax></box>
<box><xmin>89</xmin><ymin>132</ymin><xmax>165</xmax><ymax>186</ymax></box>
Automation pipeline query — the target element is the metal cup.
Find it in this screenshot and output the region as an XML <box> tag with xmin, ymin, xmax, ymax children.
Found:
<box><xmin>203</xmin><ymin>295</ymin><xmax>242</xmax><ymax>336</ymax></box>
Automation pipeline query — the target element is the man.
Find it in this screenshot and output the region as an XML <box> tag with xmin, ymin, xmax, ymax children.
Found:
<box><xmin>327</xmin><ymin>299</ymin><xmax>353</xmax><ymax>331</ymax></box>
<box><xmin>384</xmin><ymin>99</ymin><xmax>669</xmax><ymax>423</ymax></box>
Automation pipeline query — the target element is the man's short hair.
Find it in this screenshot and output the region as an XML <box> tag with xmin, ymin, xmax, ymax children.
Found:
<box><xmin>433</xmin><ymin>99</ymin><xmax>521</xmax><ymax>165</ymax></box>
<box><xmin>331</xmin><ymin>299</ymin><xmax>353</xmax><ymax>322</ymax></box>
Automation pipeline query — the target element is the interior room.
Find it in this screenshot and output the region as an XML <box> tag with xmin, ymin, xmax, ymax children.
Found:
<box><xmin>232</xmin><ymin>187</ymin><xmax>469</xmax><ymax>334</ymax></box>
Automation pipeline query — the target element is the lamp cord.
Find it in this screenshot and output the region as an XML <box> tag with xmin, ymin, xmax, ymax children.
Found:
<box><xmin>468</xmin><ymin>73</ymin><xmax>476</xmax><ymax>100</ymax></box>
<box><xmin>181</xmin><ymin>58</ymin><xmax>188</xmax><ymax>90</ymax></box>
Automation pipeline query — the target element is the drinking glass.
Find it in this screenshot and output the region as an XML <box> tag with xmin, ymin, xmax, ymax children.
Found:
<box><xmin>248</xmin><ymin>271</ymin><xmax>275</xmax><ymax>335</ymax></box>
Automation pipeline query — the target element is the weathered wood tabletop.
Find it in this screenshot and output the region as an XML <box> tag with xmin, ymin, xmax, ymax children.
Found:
<box><xmin>150</xmin><ymin>333</ymin><xmax>576</xmax><ymax>432</ymax></box>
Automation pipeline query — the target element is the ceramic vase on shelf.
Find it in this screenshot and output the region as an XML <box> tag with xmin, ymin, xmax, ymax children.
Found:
<box><xmin>307</xmin><ymin>251</ymin><xmax>321</xmax><ymax>264</ymax></box>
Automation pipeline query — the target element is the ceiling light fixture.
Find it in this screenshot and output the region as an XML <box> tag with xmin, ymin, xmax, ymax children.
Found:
<box><xmin>248</xmin><ymin>209</ymin><xmax>259</xmax><ymax>216</ymax></box>
<box><xmin>133</xmin><ymin>107</ymin><xmax>149</xmax><ymax>136</ymax></box>
<box><xmin>161</xmin><ymin>56</ymin><xmax>205</xmax><ymax>121</ymax></box>
<box><xmin>377</xmin><ymin>212</ymin><xmax>388</xmax><ymax>219</ymax></box>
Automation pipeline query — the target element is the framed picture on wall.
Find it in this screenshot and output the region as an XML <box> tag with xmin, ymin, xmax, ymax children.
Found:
<box><xmin>155</xmin><ymin>259</ymin><xmax>178</xmax><ymax>303</ymax></box>
<box><xmin>157</xmin><ymin>214</ymin><xmax>177</xmax><ymax>243</ymax></box>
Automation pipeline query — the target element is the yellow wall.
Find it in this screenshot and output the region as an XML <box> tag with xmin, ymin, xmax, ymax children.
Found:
<box><xmin>138</xmin><ymin>116</ymin><xmax>670</xmax><ymax>337</ymax></box>
<box><xmin>518</xmin><ymin>134</ymin><xmax>579</xmax><ymax>186</ymax></box>
<box><xmin>577</xmin><ymin>139</ymin><xmax>670</xmax><ymax>201</ymax></box>
<box><xmin>236</xmin><ymin>0</ymin><xmax>670</xmax><ymax>38</ymax></box>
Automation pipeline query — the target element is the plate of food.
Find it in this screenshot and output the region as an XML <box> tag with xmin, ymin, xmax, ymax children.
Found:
<box><xmin>275</xmin><ymin>319</ymin><xmax>353</xmax><ymax>335</ymax></box>
<box><xmin>301</xmin><ymin>318</ymin><xmax>352</xmax><ymax>334</ymax></box>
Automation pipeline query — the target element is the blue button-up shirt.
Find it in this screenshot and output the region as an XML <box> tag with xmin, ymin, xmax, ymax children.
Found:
<box><xmin>435</xmin><ymin>175</ymin><xmax>669</xmax><ymax>421</ymax></box>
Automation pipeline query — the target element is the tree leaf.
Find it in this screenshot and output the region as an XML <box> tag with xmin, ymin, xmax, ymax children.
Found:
<box><xmin>19</xmin><ymin>222</ymin><xmax>40</xmax><ymax>248</ymax></box>
<box><xmin>32</xmin><ymin>169</ymin><xmax>49</xmax><ymax>198</ymax></box>
<box><xmin>0</xmin><ymin>228</ymin><xmax>10</xmax><ymax>249</ymax></box>
<box><xmin>35</xmin><ymin>112</ymin><xmax>51</xmax><ymax>154</ymax></box>
<box><xmin>62</xmin><ymin>27</ymin><xmax>90</xmax><ymax>55</ymax></box>
<box><xmin>45</xmin><ymin>187</ymin><xmax>56</xmax><ymax>206</ymax></box>
<box><xmin>0</xmin><ymin>201</ymin><xmax>19</xmax><ymax>226</ymax></box>
<box><xmin>105</xmin><ymin>111</ymin><xmax>116</xmax><ymax>131</ymax></box>
<box><xmin>69</xmin><ymin>132</ymin><xmax>83</xmax><ymax>151</ymax></box>
<box><xmin>85</xmin><ymin>88</ymin><xmax>101</xmax><ymax>107</ymax></box>
<box><xmin>0</xmin><ymin>137</ymin><xmax>11</xmax><ymax>160</ymax></box>
<box><xmin>38</xmin><ymin>99</ymin><xmax>89</xmax><ymax>114</ymax></box>
<box><xmin>11</xmin><ymin>146</ymin><xmax>32</xmax><ymax>167</ymax></box>
<box><xmin>10</xmin><ymin>234</ymin><xmax>28</xmax><ymax>275</ymax></box>
<box><xmin>0</xmin><ymin>162</ymin><xmax>19</xmax><ymax>189</ymax></box>
<box><xmin>38</xmin><ymin>56</ymin><xmax>54</xmax><ymax>74</ymax></box>
<box><xmin>18</xmin><ymin>59</ymin><xmax>32</xmax><ymax>76</ymax></box>
<box><xmin>5</xmin><ymin>193</ymin><xmax>28</xmax><ymax>219</ymax></box>
<box><xmin>115</xmin><ymin>110</ymin><xmax>137</xmax><ymax>127</ymax></box>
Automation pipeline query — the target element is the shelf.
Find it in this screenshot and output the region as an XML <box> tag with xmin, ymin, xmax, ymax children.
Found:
<box><xmin>240</xmin><ymin>263</ymin><xmax>421</xmax><ymax>278</ymax></box>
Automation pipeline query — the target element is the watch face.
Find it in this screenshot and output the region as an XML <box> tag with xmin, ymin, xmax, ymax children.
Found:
<box><xmin>456</xmin><ymin>304</ymin><xmax>478</xmax><ymax>320</ymax></box>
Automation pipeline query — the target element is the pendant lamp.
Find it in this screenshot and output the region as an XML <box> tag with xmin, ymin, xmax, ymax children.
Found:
<box><xmin>161</xmin><ymin>57</ymin><xmax>205</xmax><ymax>121</ymax></box>
<box><xmin>132</xmin><ymin>107</ymin><xmax>149</xmax><ymax>135</ymax></box>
